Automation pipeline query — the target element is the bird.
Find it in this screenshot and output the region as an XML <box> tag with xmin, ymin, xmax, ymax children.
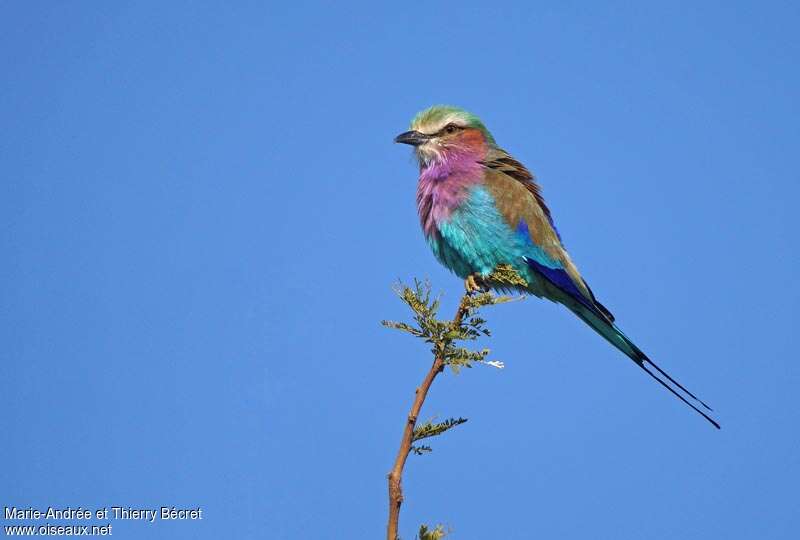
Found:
<box><xmin>394</xmin><ymin>105</ymin><xmax>719</xmax><ymax>429</ymax></box>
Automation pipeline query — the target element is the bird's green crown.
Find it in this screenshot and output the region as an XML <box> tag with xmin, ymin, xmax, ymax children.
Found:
<box><xmin>410</xmin><ymin>105</ymin><xmax>496</xmax><ymax>144</ymax></box>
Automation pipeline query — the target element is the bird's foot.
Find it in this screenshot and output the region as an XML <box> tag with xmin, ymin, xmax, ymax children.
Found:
<box><xmin>464</xmin><ymin>274</ymin><xmax>488</xmax><ymax>295</ymax></box>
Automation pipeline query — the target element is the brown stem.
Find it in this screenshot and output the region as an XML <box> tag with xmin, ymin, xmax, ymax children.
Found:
<box><xmin>386</xmin><ymin>293</ymin><xmax>472</xmax><ymax>540</ymax></box>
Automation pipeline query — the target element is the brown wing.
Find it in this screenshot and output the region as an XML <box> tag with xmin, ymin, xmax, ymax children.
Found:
<box><xmin>480</xmin><ymin>147</ymin><xmax>604</xmax><ymax>313</ymax></box>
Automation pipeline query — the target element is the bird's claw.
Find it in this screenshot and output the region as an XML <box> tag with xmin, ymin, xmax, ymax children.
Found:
<box><xmin>464</xmin><ymin>274</ymin><xmax>487</xmax><ymax>295</ymax></box>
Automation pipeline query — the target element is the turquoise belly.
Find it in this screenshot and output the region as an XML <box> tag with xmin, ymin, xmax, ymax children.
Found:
<box><xmin>426</xmin><ymin>186</ymin><xmax>535</xmax><ymax>280</ymax></box>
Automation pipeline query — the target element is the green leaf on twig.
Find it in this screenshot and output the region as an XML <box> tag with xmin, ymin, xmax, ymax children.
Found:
<box><xmin>418</xmin><ymin>524</ymin><xmax>448</xmax><ymax>540</ymax></box>
<box><xmin>382</xmin><ymin>276</ymin><xmax>521</xmax><ymax>372</ymax></box>
<box><xmin>412</xmin><ymin>417</ymin><xmax>468</xmax><ymax>442</ymax></box>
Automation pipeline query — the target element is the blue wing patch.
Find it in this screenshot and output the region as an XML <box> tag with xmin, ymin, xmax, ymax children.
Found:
<box><xmin>515</xmin><ymin>219</ymin><xmax>533</xmax><ymax>243</ymax></box>
<box><xmin>523</xmin><ymin>256</ymin><xmax>596</xmax><ymax>310</ymax></box>
<box><xmin>516</xmin><ymin>218</ymin><xmax>613</xmax><ymax>321</ymax></box>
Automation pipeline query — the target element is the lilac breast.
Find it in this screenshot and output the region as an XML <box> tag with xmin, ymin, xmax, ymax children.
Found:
<box><xmin>416</xmin><ymin>159</ymin><xmax>482</xmax><ymax>238</ymax></box>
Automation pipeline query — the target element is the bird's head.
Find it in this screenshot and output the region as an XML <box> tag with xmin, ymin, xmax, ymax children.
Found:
<box><xmin>395</xmin><ymin>105</ymin><xmax>496</xmax><ymax>168</ymax></box>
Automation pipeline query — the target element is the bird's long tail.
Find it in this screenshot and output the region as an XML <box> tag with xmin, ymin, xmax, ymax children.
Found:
<box><xmin>570</xmin><ymin>303</ymin><xmax>720</xmax><ymax>429</ymax></box>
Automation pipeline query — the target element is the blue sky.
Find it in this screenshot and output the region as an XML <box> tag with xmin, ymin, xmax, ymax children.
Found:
<box><xmin>2</xmin><ymin>2</ymin><xmax>798</xmax><ymax>539</ymax></box>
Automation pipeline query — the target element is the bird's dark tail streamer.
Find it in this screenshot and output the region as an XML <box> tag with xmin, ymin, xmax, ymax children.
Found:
<box><xmin>522</xmin><ymin>257</ymin><xmax>719</xmax><ymax>428</ymax></box>
<box><xmin>572</xmin><ymin>306</ymin><xmax>720</xmax><ymax>429</ymax></box>
<box><xmin>638</xmin><ymin>361</ymin><xmax>720</xmax><ymax>429</ymax></box>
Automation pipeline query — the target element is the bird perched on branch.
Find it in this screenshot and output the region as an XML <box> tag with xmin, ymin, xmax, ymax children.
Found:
<box><xmin>394</xmin><ymin>105</ymin><xmax>719</xmax><ymax>429</ymax></box>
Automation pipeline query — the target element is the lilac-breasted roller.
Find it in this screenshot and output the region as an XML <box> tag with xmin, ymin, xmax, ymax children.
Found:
<box><xmin>394</xmin><ymin>105</ymin><xmax>719</xmax><ymax>429</ymax></box>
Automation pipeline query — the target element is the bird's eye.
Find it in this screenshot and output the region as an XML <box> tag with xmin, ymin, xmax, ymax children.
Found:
<box><xmin>444</xmin><ymin>124</ymin><xmax>458</xmax><ymax>134</ymax></box>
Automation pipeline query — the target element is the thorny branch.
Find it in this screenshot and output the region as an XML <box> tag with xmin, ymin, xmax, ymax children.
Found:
<box><xmin>382</xmin><ymin>268</ymin><xmax>523</xmax><ymax>540</ymax></box>
<box><xmin>385</xmin><ymin>293</ymin><xmax>471</xmax><ymax>540</ymax></box>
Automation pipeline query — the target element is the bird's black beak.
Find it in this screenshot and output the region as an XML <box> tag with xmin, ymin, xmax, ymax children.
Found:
<box><xmin>394</xmin><ymin>130</ymin><xmax>430</xmax><ymax>146</ymax></box>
